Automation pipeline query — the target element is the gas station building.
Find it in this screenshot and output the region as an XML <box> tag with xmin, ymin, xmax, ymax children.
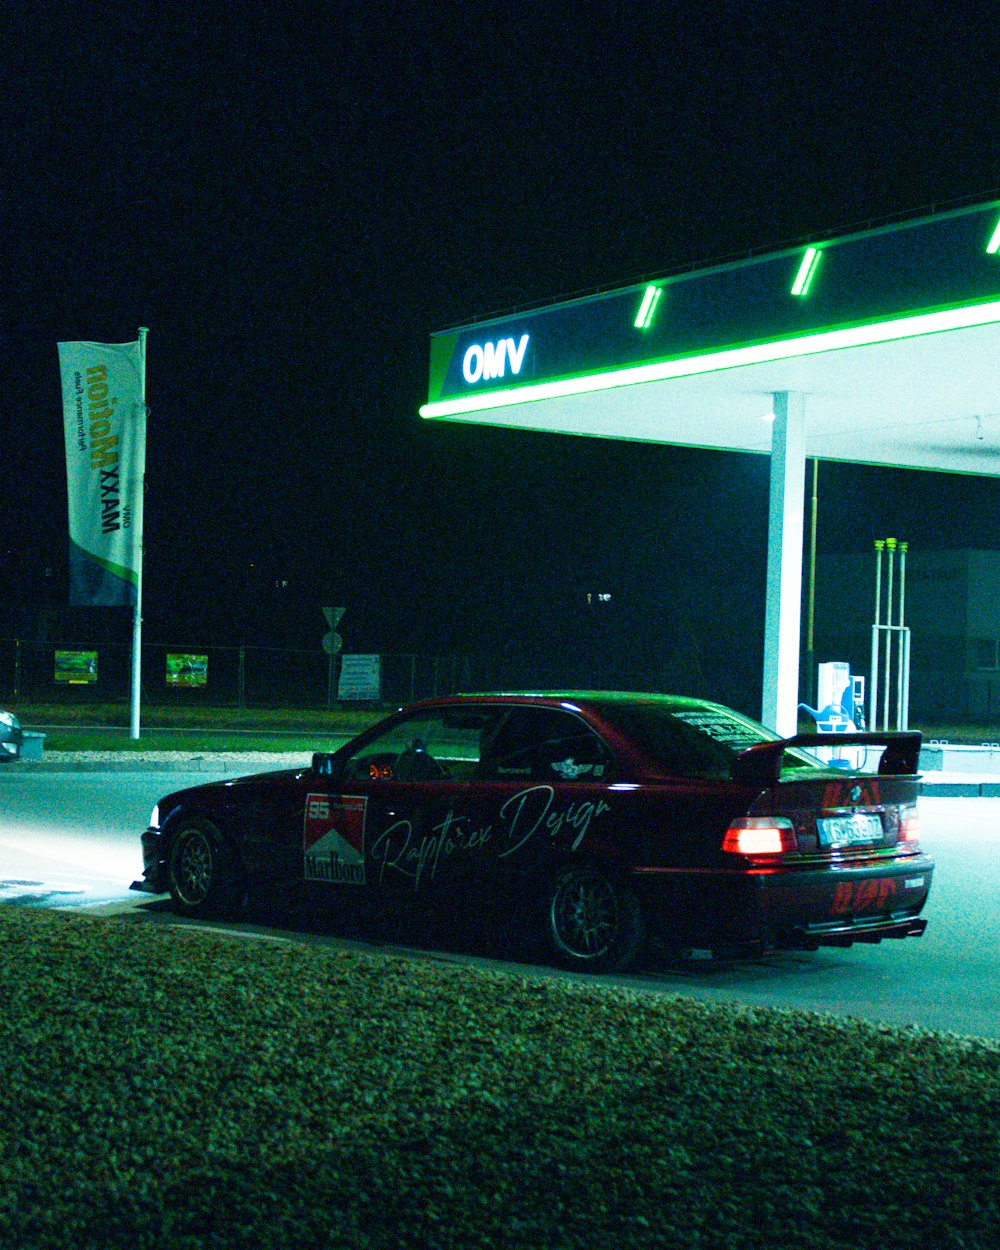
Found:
<box><xmin>421</xmin><ymin>200</ymin><xmax>1000</xmax><ymax>734</ymax></box>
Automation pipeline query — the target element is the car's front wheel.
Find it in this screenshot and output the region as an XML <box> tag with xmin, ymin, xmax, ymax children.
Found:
<box><xmin>543</xmin><ymin>863</ymin><xmax>646</xmax><ymax>973</ymax></box>
<box><xmin>168</xmin><ymin>818</ymin><xmax>242</xmax><ymax>918</ymax></box>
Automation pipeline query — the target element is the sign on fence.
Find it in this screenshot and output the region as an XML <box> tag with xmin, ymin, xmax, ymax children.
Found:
<box><xmin>166</xmin><ymin>654</ymin><xmax>208</xmax><ymax>688</ymax></box>
<box><xmin>55</xmin><ymin>651</ymin><xmax>98</xmax><ymax>684</ymax></box>
<box><xmin>337</xmin><ymin>654</ymin><xmax>381</xmax><ymax>701</ymax></box>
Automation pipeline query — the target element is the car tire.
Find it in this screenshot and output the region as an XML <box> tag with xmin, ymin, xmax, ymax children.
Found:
<box><xmin>543</xmin><ymin>863</ymin><xmax>646</xmax><ymax>974</ymax></box>
<box><xmin>167</xmin><ymin>818</ymin><xmax>242</xmax><ymax>918</ymax></box>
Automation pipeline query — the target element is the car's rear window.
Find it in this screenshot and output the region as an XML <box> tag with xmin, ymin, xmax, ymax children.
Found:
<box><xmin>601</xmin><ymin>703</ymin><xmax>820</xmax><ymax>779</ymax></box>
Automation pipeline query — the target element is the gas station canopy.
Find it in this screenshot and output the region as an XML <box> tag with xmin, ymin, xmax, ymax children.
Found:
<box><xmin>421</xmin><ymin>200</ymin><xmax>1000</xmax><ymax>730</ymax></box>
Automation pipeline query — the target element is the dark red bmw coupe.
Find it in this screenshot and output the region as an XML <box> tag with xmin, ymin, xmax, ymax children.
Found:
<box><xmin>132</xmin><ymin>692</ymin><xmax>933</xmax><ymax>972</ymax></box>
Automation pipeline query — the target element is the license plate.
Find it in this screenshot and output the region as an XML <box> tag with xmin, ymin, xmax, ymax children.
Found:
<box><xmin>817</xmin><ymin>813</ymin><xmax>883</xmax><ymax>847</ymax></box>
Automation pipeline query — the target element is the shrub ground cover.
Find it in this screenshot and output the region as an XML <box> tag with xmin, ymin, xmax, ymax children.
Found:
<box><xmin>1</xmin><ymin>908</ymin><xmax>998</xmax><ymax>1249</ymax></box>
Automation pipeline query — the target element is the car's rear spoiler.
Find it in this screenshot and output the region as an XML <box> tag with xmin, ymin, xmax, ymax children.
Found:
<box><xmin>730</xmin><ymin>731</ymin><xmax>922</xmax><ymax>788</ymax></box>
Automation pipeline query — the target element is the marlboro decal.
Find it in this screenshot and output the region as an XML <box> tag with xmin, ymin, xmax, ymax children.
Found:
<box><xmin>303</xmin><ymin>793</ymin><xmax>367</xmax><ymax>885</ymax></box>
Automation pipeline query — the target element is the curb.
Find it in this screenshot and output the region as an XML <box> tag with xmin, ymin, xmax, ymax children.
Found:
<box><xmin>1</xmin><ymin>753</ymin><xmax>314</xmax><ymax>775</ymax></box>
<box><xmin>920</xmin><ymin>779</ymin><xmax>1000</xmax><ymax>798</ymax></box>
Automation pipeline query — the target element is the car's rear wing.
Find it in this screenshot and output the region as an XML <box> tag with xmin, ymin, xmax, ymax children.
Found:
<box><xmin>730</xmin><ymin>731</ymin><xmax>922</xmax><ymax>788</ymax></box>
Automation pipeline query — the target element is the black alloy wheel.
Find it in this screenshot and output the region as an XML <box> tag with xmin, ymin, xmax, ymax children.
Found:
<box><xmin>167</xmin><ymin>818</ymin><xmax>241</xmax><ymax>918</ymax></box>
<box><xmin>546</xmin><ymin>863</ymin><xmax>645</xmax><ymax>974</ymax></box>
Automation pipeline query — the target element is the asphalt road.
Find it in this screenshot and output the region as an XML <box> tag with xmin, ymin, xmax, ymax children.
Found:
<box><xmin>1</xmin><ymin>766</ymin><xmax>997</xmax><ymax>1040</ymax></box>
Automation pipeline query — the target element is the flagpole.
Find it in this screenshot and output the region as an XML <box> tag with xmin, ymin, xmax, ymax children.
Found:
<box><xmin>130</xmin><ymin>327</ymin><xmax>149</xmax><ymax>740</ymax></box>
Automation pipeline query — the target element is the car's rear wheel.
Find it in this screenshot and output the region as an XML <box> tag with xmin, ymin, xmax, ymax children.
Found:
<box><xmin>168</xmin><ymin>818</ymin><xmax>242</xmax><ymax>918</ymax></box>
<box><xmin>544</xmin><ymin>863</ymin><xmax>645</xmax><ymax>973</ymax></box>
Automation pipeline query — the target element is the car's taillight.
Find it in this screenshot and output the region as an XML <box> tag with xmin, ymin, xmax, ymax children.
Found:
<box><xmin>722</xmin><ymin>816</ymin><xmax>798</xmax><ymax>856</ymax></box>
<box><xmin>899</xmin><ymin>806</ymin><xmax>921</xmax><ymax>846</ymax></box>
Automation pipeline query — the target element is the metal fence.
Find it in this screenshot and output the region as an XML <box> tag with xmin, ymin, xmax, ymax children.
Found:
<box><xmin>0</xmin><ymin>639</ymin><xmax>508</xmax><ymax>709</ymax></box>
<box><xmin>4</xmin><ymin>635</ymin><xmax>999</xmax><ymax>721</ymax></box>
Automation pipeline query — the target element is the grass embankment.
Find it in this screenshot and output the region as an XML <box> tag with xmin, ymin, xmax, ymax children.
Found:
<box><xmin>1</xmin><ymin>909</ymin><xmax>997</xmax><ymax>1250</ymax></box>
<box><xmin>9</xmin><ymin>703</ymin><xmax>385</xmax><ymax>752</ymax></box>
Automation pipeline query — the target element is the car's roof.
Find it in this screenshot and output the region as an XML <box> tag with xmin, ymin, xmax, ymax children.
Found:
<box><xmin>405</xmin><ymin>691</ymin><xmax>737</xmax><ymax>714</ymax></box>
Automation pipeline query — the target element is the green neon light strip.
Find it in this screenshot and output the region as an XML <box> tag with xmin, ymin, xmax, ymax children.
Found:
<box><xmin>634</xmin><ymin>284</ymin><xmax>662</xmax><ymax>329</ymax></box>
<box><xmin>420</xmin><ymin>298</ymin><xmax>1000</xmax><ymax>420</ymax></box>
<box><xmin>791</xmin><ymin>247</ymin><xmax>822</xmax><ymax>295</ymax></box>
<box><xmin>634</xmin><ymin>285</ymin><xmax>656</xmax><ymax>328</ymax></box>
<box><xmin>987</xmin><ymin>217</ymin><xmax>1000</xmax><ymax>254</ymax></box>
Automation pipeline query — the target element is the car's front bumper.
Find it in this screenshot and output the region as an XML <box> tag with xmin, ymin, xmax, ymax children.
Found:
<box><xmin>130</xmin><ymin>826</ymin><xmax>169</xmax><ymax>894</ymax></box>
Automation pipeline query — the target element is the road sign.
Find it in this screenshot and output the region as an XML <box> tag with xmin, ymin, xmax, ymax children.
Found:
<box><xmin>321</xmin><ymin>606</ymin><xmax>346</xmax><ymax>655</ymax></box>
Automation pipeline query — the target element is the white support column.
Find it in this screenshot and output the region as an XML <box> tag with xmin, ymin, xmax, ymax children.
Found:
<box><xmin>761</xmin><ymin>391</ymin><xmax>806</xmax><ymax>736</ymax></box>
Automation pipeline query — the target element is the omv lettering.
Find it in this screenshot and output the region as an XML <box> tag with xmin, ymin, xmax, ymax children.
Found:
<box><xmin>462</xmin><ymin>334</ymin><xmax>529</xmax><ymax>384</ymax></box>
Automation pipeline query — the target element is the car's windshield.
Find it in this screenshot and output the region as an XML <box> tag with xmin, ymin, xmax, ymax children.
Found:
<box><xmin>601</xmin><ymin>702</ymin><xmax>823</xmax><ymax>779</ymax></box>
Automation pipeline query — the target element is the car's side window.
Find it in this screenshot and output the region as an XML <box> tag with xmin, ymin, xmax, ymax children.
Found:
<box><xmin>338</xmin><ymin>707</ymin><xmax>614</xmax><ymax>784</ymax></box>
<box><xmin>476</xmin><ymin>708</ymin><xmax>614</xmax><ymax>783</ymax></box>
<box><xmin>339</xmin><ymin>711</ymin><xmax>491</xmax><ymax>782</ymax></box>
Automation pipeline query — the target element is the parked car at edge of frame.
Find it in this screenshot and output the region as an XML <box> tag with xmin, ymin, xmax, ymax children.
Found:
<box><xmin>131</xmin><ymin>692</ymin><xmax>934</xmax><ymax>974</ymax></box>
<box><xmin>0</xmin><ymin>709</ymin><xmax>23</xmax><ymax>761</ymax></box>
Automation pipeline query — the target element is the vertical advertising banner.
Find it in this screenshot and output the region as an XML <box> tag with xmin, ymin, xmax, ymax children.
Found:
<box><xmin>57</xmin><ymin>340</ymin><xmax>144</xmax><ymax>606</ymax></box>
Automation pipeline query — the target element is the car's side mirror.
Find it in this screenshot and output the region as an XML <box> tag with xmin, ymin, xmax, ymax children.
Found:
<box><xmin>312</xmin><ymin>752</ymin><xmax>344</xmax><ymax>781</ymax></box>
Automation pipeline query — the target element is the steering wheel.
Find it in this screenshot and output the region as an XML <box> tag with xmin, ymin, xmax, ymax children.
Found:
<box><xmin>394</xmin><ymin>747</ymin><xmax>447</xmax><ymax>781</ymax></box>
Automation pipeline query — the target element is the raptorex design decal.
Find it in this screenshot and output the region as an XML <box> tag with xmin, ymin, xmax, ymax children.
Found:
<box><xmin>304</xmin><ymin>793</ymin><xmax>367</xmax><ymax>884</ymax></box>
<box><xmin>369</xmin><ymin>785</ymin><xmax>612</xmax><ymax>889</ymax></box>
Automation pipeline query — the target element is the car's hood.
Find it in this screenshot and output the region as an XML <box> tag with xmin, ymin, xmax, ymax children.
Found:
<box><xmin>155</xmin><ymin>766</ymin><xmax>310</xmax><ymax>815</ymax></box>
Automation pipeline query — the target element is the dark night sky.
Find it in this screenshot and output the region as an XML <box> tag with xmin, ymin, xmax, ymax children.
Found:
<box><xmin>5</xmin><ymin>1</ymin><xmax>1000</xmax><ymax>707</ymax></box>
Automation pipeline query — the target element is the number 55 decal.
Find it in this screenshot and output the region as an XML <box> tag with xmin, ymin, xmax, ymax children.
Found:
<box><xmin>304</xmin><ymin>793</ymin><xmax>367</xmax><ymax>885</ymax></box>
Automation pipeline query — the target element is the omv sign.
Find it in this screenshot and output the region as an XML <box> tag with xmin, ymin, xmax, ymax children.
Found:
<box><xmin>462</xmin><ymin>333</ymin><xmax>530</xmax><ymax>384</ymax></box>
